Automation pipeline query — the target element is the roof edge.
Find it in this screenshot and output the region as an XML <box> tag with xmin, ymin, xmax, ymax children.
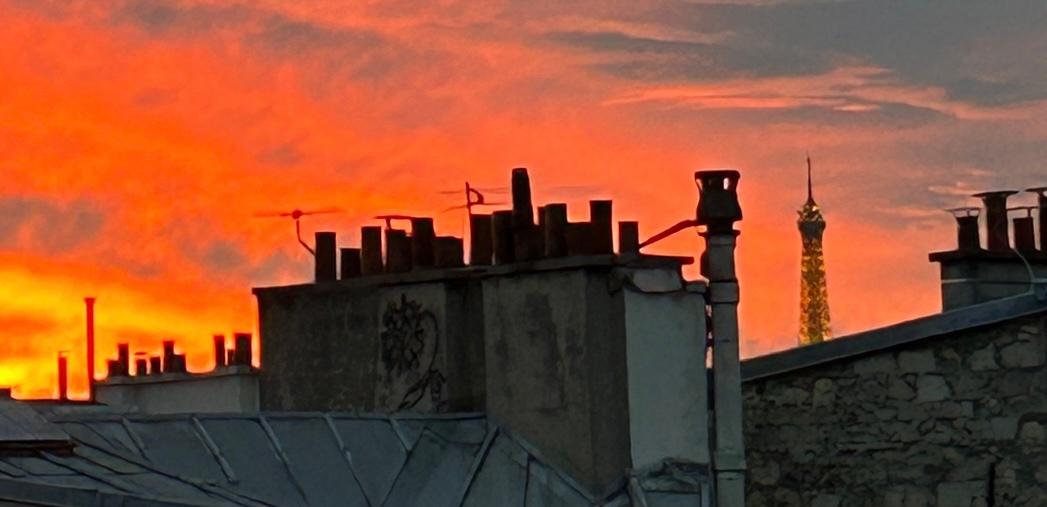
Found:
<box><xmin>742</xmin><ymin>291</ymin><xmax>1047</xmax><ymax>382</ymax></box>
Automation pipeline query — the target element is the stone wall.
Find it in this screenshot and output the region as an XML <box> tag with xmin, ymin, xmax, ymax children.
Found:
<box><xmin>743</xmin><ymin>312</ymin><xmax>1047</xmax><ymax>506</ymax></box>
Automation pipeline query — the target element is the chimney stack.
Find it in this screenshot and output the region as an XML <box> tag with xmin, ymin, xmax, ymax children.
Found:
<box><xmin>1030</xmin><ymin>187</ymin><xmax>1047</xmax><ymax>251</ymax></box>
<box><xmin>84</xmin><ymin>297</ymin><xmax>96</xmax><ymax>402</ymax></box>
<box><xmin>57</xmin><ymin>353</ymin><xmax>68</xmax><ymax>401</ymax></box>
<box><xmin>948</xmin><ymin>207</ymin><xmax>981</xmax><ymax>251</ymax></box>
<box><xmin>974</xmin><ymin>190</ymin><xmax>1018</xmax><ymax>252</ymax></box>
<box><xmin>314</xmin><ymin>231</ymin><xmax>337</xmax><ymax>282</ymax></box>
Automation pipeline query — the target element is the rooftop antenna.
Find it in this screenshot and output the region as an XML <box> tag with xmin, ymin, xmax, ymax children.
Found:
<box><xmin>439</xmin><ymin>182</ymin><xmax>507</xmax><ymax>214</ymax></box>
<box><xmin>374</xmin><ymin>214</ymin><xmax>416</xmax><ymax>230</ymax></box>
<box><xmin>254</xmin><ymin>207</ymin><xmax>343</xmax><ymax>255</ymax></box>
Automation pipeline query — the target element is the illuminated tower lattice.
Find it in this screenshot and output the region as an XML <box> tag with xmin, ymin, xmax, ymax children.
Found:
<box><xmin>798</xmin><ymin>156</ymin><xmax>832</xmax><ymax>345</ymax></box>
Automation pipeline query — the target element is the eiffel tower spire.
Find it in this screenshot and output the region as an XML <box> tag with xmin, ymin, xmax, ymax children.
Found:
<box><xmin>798</xmin><ymin>155</ymin><xmax>831</xmax><ymax>345</ymax></box>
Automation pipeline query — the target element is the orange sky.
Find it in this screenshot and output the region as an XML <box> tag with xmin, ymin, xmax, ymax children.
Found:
<box><xmin>2</xmin><ymin>0</ymin><xmax>1047</xmax><ymax>398</ymax></box>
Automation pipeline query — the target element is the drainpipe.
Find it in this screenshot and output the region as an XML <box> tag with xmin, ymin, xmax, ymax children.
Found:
<box><xmin>696</xmin><ymin>170</ymin><xmax>745</xmax><ymax>507</ymax></box>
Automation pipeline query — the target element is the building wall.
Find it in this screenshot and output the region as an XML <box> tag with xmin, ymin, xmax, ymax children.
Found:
<box><xmin>743</xmin><ymin>313</ymin><xmax>1047</xmax><ymax>507</ymax></box>
<box><xmin>256</xmin><ymin>278</ymin><xmax>485</xmax><ymax>412</ymax></box>
<box><xmin>96</xmin><ymin>367</ymin><xmax>259</xmax><ymax>414</ymax></box>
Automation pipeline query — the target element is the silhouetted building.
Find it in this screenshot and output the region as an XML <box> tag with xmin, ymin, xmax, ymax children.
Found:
<box><xmin>798</xmin><ymin>157</ymin><xmax>832</xmax><ymax>345</ymax></box>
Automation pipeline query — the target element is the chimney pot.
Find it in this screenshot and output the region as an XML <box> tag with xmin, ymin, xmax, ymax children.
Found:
<box><xmin>492</xmin><ymin>211</ymin><xmax>515</xmax><ymax>264</ymax></box>
<box><xmin>57</xmin><ymin>353</ymin><xmax>68</xmax><ymax>401</ymax></box>
<box><xmin>314</xmin><ymin>231</ymin><xmax>338</xmax><ymax>282</ymax></box>
<box><xmin>385</xmin><ymin>229</ymin><xmax>412</xmax><ymax>273</ymax></box>
<box><xmin>340</xmin><ymin>248</ymin><xmax>362</xmax><ymax>279</ymax></box>
<box><xmin>134</xmin><ymin>356</ymin><xmax>148</xmax><ymax>376</ymax></box>
<box><xmin>468</xmin><ymin>214</ymin><xmax>493</xmax><ymax>265</ymax></box>
<box><xmin>948</xmin><ymin>207</ymin><xmax>981</xmax><ymax>251</ymax></box>
<box><xmin>543</xmin><ymin>204</ymin><xmax>568</xmax><ymax>257</ymax></box>
<box><xmin>411</xmin><ymin>218</ymin><xmax>436</xmax><ymax>268</ymax></box>
<box><xmin>162</xmin><ymin>340</ymin><xmax>175</xmax><ymax>373</ymax></box>
<box><xmin>1029</xmin><ymin>186</ymin><xmax>1047</xmax><ymax>251</ymax></box>
<box><xmin>117</xmin><ymin>344</ymin><xmax>130</xmax><ymax>377</ymax></box>
<box><xmin>233</xmin><ymin>333</ymin><xmax>252</xmax><ymax>366</ymax></box>
<box><xmin>360</xmin><ymin>226</ymin><xmax>384</xmax><ymax>275</ymax></box>
<box><xmin>434</xmin><ymin>236</ymin><xmax>465</xmax><ymax>268</ymax></box>
<box><xmin>1011</xmin><ymin>207</ymin><xmax>1037</xmax><ymax>252</ymax></box>
<box><xmin>589</xmin><ymin>200</ymin><xmax>613</xmax><ymax>254</ymax></box>
<box><xmin>619</xmin><ymin>221</ymin><xmax>640</xmax><ymax>254</ymax></box>
<box><xmin>511</xmin><ymin>168</ymin><xmax>534</xmax><ymax>228</ymax></box>
<box><xmin>973</xmin><ymin>190</ymin><xmax>1018</xmax><ymax>252</ymax></box>
<box><xmin>213</xmin><ymin>335</ymin><xmax>227</xmax><ymax>368</ymax></box>
<box><xmin>148</xmin><ymin>356</ymin><xmax>161</xmax><ymax>375</ymax></box>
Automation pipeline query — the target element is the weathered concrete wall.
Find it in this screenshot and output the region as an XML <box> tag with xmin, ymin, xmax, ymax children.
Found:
<box><xmin>256</xmin><ymin>279</ymin><xmax>484</xmax><ymax>412</ymax></box>
<box><xmin>623</xmin><ymin>281</ymin><xmax>709</xmax><ymax>468</ymax></box>
<box><xmin>482</xmin><ymin>268</ymin><xmax>631</xmax><ymax>494</ymax></box>
<box><xmin>96</xmin><ymin>367</ymin><xmax>258</xmax><ymax>414</ymax></box>
<box><xmin>743</xmin><ymin>313</ymin><xmax>1047</xmax><ymax>506</ymax></box>
<box><xmin>939</xmin><ymin>259</ymin><xmax>1047</xmax><ymax>310</ymax></box>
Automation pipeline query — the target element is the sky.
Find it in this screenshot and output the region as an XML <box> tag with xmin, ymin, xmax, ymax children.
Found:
<box><xmin>2</xmin><ymin>0</ymin><xmax>1046</xmax><ymax>398</ymax></box>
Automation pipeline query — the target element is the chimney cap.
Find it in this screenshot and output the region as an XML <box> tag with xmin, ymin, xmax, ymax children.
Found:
<box><xmin>946</xmin><ymin>206</ymin><xmax>981</xmax><ymax>217</ymax></box>
<box><xmin>1026</xmin><ymin>186</ymin><xmax>1047</xmax><ymax>194</ymax></box>
<box><xmin>1008</xmin><ymin>206</ymin><xmax>1037</xmax><ymax>217</ymax></box>
<box><xmin>972</xmin><ymin>190</ymin><xmax>1019</xmax><ymax>199</ymax></box>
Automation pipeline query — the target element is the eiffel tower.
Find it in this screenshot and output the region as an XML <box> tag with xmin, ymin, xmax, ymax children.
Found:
<box><xmin>798</xmin><ymin>156</ymin><xmax>832</xmax><ymax>345</ymax></box>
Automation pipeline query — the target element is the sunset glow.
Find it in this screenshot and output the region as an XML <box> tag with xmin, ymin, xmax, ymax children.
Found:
<box><xmin>3</xmin><ymin>1</ymin><xmax>1046</xmax><ymax>398</ymax></box>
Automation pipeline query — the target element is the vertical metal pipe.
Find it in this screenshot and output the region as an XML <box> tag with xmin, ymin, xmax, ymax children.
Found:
<box><xmin>84</xmin><ymin>297</ymin><xmax>95</xmax><ymax>401</ymax></box>
<box><xmin>469</xmin><ymin>214</ymin><xmax>493</xmax><ymax>265</ymax></box>
<box><xmin>57</xmin><ymin>353</ymin><xmax>68</xmax><ymax>401</ymax></box>
<box><xmin>696</xmin><ymin>170</ymin><xmax>745</xmax><ymax>507</ymax></box>
<box><xmin>314</xmin><ymin>232</ymin><xmax>337</xmax><ymax>282</ymax></box>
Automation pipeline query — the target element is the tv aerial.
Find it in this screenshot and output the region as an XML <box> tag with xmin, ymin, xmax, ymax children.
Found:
<box><xmin>438</xmin><ymin>182</ymin><xmax>507</xmax><ymax>215</ymax></box>
<box><xmin>254</xmin><ymin>207</ymin><xmax>343</xmax><ymax>255</ymax></box>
